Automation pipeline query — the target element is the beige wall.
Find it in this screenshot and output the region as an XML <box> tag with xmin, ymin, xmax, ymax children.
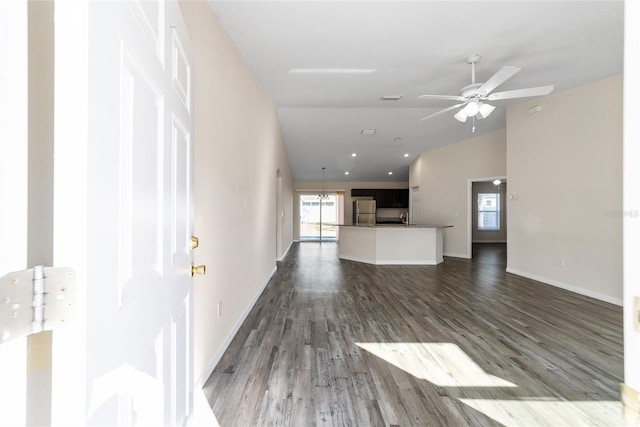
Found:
<box><xmin>180</xmin><ymin>1</ymin><xmax>294</xmax><ymax>385</ymax></box>
<box><xmin>506</xmin><ymin>75</ymin><xmax>623</xmax><ymax>304</ymax></box>
<box><xmin>409</xmin><ymin>129</ymin><xmax>507</xmax><ymax>257</ymax></box>
<box><xmin>293</xmin><ymin>180</ymin><xmax>409</xmax><ymax>240</ymax></box>
<box><xmin>623</xmin><ymin>0</ymin><xmax>640</xmax><ymax>398</ymax></box>
<box><xmin>472</xmin><ymin>181</ymin><xmax>507</xmax><ymax>243</ymax></box>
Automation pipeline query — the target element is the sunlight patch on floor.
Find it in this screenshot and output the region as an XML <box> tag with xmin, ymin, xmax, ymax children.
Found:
<box><xmin>459</xmin><ymin>398</ymin><xmax>624</xmax><ymax>427</ymax></box>
<box><xmin>356</xmin><ymin>342</ymin><xmax>516</xmax><ymax>387</ymax></box>
<box><xmin>357</xmin><ymin>341</ymin><xmax>625</xmax><ymax>426</ymax></box>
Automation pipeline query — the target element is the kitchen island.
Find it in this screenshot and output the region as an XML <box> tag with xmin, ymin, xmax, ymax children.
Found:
<box><xmin>338</xmin><ymin>224</ymin><xmax>452</xmax><ymax>265</ymax></box>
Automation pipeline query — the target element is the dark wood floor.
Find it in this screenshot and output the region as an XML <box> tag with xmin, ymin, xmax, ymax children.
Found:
<box><xmin>203</xmin><ymin>243</ymin><xmax>624</xmax><ymax>426</ymax></box>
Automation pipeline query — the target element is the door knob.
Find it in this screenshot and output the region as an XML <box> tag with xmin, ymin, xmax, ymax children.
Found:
<box><xmin>191</xmin><ymin>265</ymin><xmax>206</xmax><ymax>276</ymax></box>
<box><xmin>191</xmin><ymin>236</ymin><xmax>199</xmax><ymax>250</ymax></box>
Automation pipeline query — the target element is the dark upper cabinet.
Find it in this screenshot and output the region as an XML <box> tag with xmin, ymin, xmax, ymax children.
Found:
<box><xmin>396</xmin><ymin>189</ymin><xmax>409</xmax><ymax>208</ymax></box>
<box><xmin>352</xmin><ymin>188</ymin><xmax>409</xmax><ymax>208</ymax></box>
<box><xmin>374</xmin><ymin>190</ymin><xmax>393</xmax><ymax>208</ymax></box>
<box><xmin>351</xmin><ymin>188</ymin><xmax>376</xmax><ymax>197</ymax></box>
<box><xmin>385</xmin><ymin>189</ymin><xmax>408</xmax><ymax>208</ymax></box>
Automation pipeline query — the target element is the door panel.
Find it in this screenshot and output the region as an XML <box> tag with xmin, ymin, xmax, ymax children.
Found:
<box><xmin>170</xmin><ymin>115</ymin><xmax>191</xmax><ymax>268</ymax></box>
<box><xmin>128</xmin><ymin>1</ymin><xmax>164</xmax><ymax>64</ymax></box>
<box><xmin>171</xmin><ymin>30</ymin><xmax>191</xmax><ymax>112</ymax></box>
<box><xmin>118</xmin><ymin>43</ymin><xmax>165</xmax><ymax>305</ymax></box>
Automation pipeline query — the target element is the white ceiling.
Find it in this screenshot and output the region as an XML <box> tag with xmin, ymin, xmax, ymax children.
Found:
<box><xmin>207</xmin><ymin>1</ymin><xmax>624</xmax><ymax>182</ymax></box>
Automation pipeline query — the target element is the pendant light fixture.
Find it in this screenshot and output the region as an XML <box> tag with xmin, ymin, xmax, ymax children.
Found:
<box><xmin>319</xmin><ymin>167</ymin><xmax>328</xmax><ymax>199</ymax></box>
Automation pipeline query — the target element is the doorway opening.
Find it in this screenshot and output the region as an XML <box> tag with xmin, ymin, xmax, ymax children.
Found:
<box><xmin>299</xmin><ymin>193</ymin><xmax>338</xmax><ymax>241</ymax></box>
<box><xmin>467</xmin><ymin>177</ymin><xmax>507</xmax><ymax>258</ymax></box>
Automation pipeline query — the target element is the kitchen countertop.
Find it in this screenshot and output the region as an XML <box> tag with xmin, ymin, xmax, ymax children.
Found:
<box><xmin>339</xmin><ymin>224</ymin><xmax>453</xmax><ymax>229</ymax></box>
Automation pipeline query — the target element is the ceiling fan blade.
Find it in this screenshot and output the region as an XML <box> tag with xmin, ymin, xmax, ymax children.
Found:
<box><xmin>420</xmin><ymin>102</ymin><xmax>467</xmax><ymax>122</ymax></box>
<box><xmin>418</xmin><ymin>94</ymin><xmax>466</xmax><ymax>102</ymax></box>
<box><xmin>487</xmin><ymin>85</ymin><xmax>554</xmax><ymax>101</ymax></box>
<box><xmin>477</xmin><ymin>66</ymin><xmax>521</xmax><ymax>96</ymax></box>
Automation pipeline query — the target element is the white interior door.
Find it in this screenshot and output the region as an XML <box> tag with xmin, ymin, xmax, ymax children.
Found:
<box><xmin>53</xmin><ymin>1</ymin><xmax>194</xmax><ymax>425</ymax></box>
<box><xmin>411</xmin><ymin>186</ymin><xmax>420</xmax><ymax>225</ymax></box>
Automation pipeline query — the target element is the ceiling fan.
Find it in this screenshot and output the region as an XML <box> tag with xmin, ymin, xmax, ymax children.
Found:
<box><xmin>418</xmin><ymin>54</ymin><xmax>554</xmax><ymax>130</ymax></box>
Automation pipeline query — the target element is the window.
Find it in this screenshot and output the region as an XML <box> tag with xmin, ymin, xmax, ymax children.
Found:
<box><xmin>300</xmin><ymin>194</ymin><xmax>338</xmax><ymax>241</ymax></box>
<box><xmin>301</xmin><ymin>200</ymin><xmax>334</xmax><ymax>207</ymax></box>
<box><xmin>477</xmin><ymin>193</ymin><xmax>500</xmax><ymax>231</ymax></box>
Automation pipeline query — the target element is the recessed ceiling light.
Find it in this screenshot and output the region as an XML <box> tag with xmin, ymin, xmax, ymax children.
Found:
<box><xmin>361</xmin><ymin>129</ymin><xmax>376</xmax><ymax>135</ymax></box>
<box><xmin>351</xmin><ymin>153</ymin><xmax>357</xmax><ymax>157</ymax></box>
<box><xmin>393</xmin><ymin>137</ymin><xmax>402</xmax><ymax>142</ymax></box>
<box><xmin>345</xmin><ymin>171</ymin><xmax>349</xmax><ymax>175</ymax></box>
<box><xmin>388</xmin><ymin>171</ymin><xmax>393</xmax><ymax>175</ymax></box>
<box><xmin>380</xmin><ymin>95</ymin><xmax>402</xmax><ymax>101</ymax></box>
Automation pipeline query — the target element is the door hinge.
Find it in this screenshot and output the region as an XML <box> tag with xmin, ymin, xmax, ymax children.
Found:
<box><xmin>0</xmin><ymin>266</ymin><xmax>76</xmax><ymax>344</ymax></box>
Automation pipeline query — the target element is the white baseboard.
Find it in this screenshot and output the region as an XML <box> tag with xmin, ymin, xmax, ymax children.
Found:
<box><xmin>506</xmin><ymin>267</ymin><xmax>623</xmax><ymax>306</ymax></box>
<box><xmin>376</xmin><ymin>259</ymin><xmax>438</xmax><ymax>265</ymax></box>
<box><xmin>276</xmin><ymin>240</ymin><xmax>294</xmax><ymax>262</ymax></box>
<box><xmin>472</xmin><ymin>240</ymin><xmax>507</xmax><ymax>243</ymax></box>
<box><xmin>338</xmin><ymin>254</ymin><xmax>370</xmax><ymax>264</ymax></box>
<box><xmin>339</xmin><ymin>254</ymin><xmax>438</xmax><ymax>265</ymax></box>
<box><xmin>444</xmin><ymin>252</ymin><xmax>471</xmax><ymax>259</ymax></box>
<box><xmin>195</xmin><ymin>265</ymin><xmax>277</xmax><ymax>389</ymax></box>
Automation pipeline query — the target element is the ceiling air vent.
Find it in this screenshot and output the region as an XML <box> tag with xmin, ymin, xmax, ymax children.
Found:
<box><xmin>361</xmin><ymin>129</ymin><xmax>376</xmax><ymax>135</ymax></box>
<box><xmin>379</xmin><ymin>95</ymin><xmax>402</xmax><ymax>101</ymax></box>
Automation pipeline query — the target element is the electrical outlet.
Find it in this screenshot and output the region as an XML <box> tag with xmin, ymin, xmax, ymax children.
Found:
<box><xmin>557</xmin><ymin>258</ymin><xmax>565</xmax><ymax>267</ymax></box>
<box><xmin>217</xmin><ymin>302</ymin><xmax>222</xmax><ymax>319</ymax></box>
<box><xmin>634</xmin><ymin>297</ymin><xmax>640</xmax><ymax>333</ymax></box>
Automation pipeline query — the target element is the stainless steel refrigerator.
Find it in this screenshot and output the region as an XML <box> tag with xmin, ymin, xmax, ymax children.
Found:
<box><xmin>353</xmin><ymin>200</ymin><xmax>376</xmax><ymax>226</ymax></box>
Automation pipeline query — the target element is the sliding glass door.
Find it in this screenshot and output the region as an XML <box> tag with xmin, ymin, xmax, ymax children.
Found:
<box><xmin>300</xmin><ymin>194</ymin><xmax>338</xmax><ymax>241</ymax></box>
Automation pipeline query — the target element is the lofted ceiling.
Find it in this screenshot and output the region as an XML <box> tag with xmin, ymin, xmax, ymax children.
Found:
<box><xmin>207</xmin><ymin>1</ymin><xmax>624</xmax><ymax>182</ymax></box>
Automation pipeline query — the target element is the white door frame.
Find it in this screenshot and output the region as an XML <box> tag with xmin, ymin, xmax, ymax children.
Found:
<box><xmin>466</xmin><ymin>176</ymin><xmax>506</xmax><ymax>259</ymax></box>
<box><xmin>0</xmin><ymin>0</ymin><xmax>29</xmax><ymax>424</ymax></box>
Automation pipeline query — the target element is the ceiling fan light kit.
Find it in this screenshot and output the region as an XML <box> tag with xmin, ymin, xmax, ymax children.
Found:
<box><xmin>454</xmin><ymin>102</ymin><xmax>496</xmax><ymax>123</ymax></box>
<box><xmin>419</xmin><ymin>54</ymin><xmax>554</xmax><ymax>131</ymax></box>
<box><xmin>478</xmin><ymin>103</ymin><xmax>495</xmax><ymax>118</ymax></box>
<box><xmin>454</xmin><ymin>109</ymin><xmax>468</xmax><ymax>123</ymax></box>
